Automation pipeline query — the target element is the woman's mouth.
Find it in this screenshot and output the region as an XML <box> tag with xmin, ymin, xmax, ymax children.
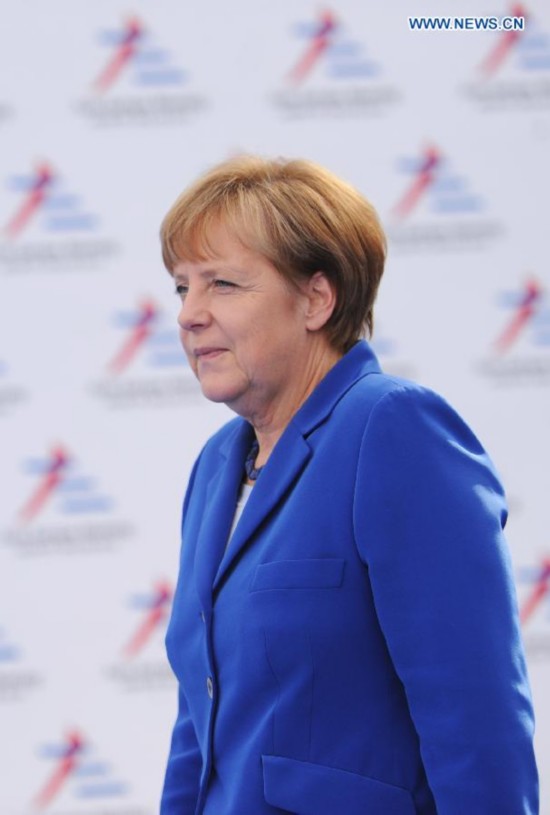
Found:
<box><xmin>195</xmin><ymin>348</ymin><xmax>227</xmax><ymax>361</ymax></box>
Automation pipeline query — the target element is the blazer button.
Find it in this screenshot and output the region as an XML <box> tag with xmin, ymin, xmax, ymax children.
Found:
<box><xmin>206</xmin><ymin>676</ymin><xmax>214</xmax><ymax>699</ymax></box>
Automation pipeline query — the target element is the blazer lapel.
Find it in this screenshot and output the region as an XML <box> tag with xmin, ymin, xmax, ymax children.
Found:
<box><xmin>214</xmin><ymin>421</ymin><xmax>311</xmax><ymax>590</ymax></box>
<box><xmin>199</xmin><ymin>342</ymin><xmax>382</xmax><ymax>598</ymax></box>
<box><xmin>193</xmin><ymin>419</ymin><xmax>253</xmax><ymax>614</ymax></box>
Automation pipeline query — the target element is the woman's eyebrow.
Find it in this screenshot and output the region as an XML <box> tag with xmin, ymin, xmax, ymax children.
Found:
<box><xmin>174</xmin><ymin>264</ymin><xmax>246</xmax><ymax>283</ymax></box>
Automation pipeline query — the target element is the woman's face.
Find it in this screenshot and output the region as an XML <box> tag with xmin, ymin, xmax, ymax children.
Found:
<box><xmin>173</xmin><ymin>223</ymin><xmax>324</xmax><ymax>422</ymax></box>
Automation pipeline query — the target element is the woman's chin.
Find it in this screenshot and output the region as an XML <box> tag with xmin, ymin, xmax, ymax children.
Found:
<box><xmin>198</xmin><ymin>378</ymin><xmax>245</xmax><ymax>407</ymax></box>
<box><xmin>200</xmin><ymin>388</ymin><xmax>230</xmax><ymax>404</ymax></box>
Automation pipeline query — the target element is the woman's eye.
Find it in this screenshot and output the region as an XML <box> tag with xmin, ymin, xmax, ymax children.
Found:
<box><xmin>214</xmin><ymin>279</ymin><xmax>236</xmax><ymax>290</ymax></box>
<box><xmin>175</xmin><ymin>284</ymin><xmax>188</xmax><ymax>297</ymax></box>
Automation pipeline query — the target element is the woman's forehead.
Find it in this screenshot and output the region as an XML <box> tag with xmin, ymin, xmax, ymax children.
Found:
<box><xmin>173</xmin><ymin>217</ymin><xmax>256</xmax><ymax>264</ymax></box>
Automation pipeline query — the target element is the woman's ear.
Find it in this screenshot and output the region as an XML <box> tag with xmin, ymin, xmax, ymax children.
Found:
<box><xmin>304</xmin><ymin>271</ymin><xmax>337</xmax><ymax>332</ymax></box>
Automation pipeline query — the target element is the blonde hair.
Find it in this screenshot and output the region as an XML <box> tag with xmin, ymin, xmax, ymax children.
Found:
<box><xmin>161</xmin><ymin>155</ymin><xmax>386</xmax><ymax>352</ymax></box>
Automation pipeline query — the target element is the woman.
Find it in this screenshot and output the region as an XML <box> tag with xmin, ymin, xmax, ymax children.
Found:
<box><xmin>159</xmin><ymin>156</ymin><xmax>538</xmax><ymax>814</ymax></box>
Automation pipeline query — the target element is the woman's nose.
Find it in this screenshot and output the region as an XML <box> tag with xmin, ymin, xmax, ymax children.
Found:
<box><xmin>177</xmin><ymin>289</ymin><xmax>210</xmax><ymax>331</ymax></box>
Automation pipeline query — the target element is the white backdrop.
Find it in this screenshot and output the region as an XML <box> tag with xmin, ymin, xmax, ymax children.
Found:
<box><xmin>1</xmin><ymin>1</ymin><xmax>549</xmax><ymax>812</ymax></box>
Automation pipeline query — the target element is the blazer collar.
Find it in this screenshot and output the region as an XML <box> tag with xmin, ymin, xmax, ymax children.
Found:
<box><xmin>194</xmin><ymin>341</ymin><xmax>382</xmax><ymax>603</ymax></box>
<box><xmin>288</xmin><ymin>340</ymin><xmax>381</xmax><ymax>438</ymax></box>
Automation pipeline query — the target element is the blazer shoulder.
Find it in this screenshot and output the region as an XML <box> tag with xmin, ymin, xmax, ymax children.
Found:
<box><xmin>338</xmin><ymin>370</ymin><xmax>434</xmax><ymax>428</ymax></box>
<box><xmin>350</xmin><ymin>374</ymin><xmax>485</xmax><ymax>451</ymax></box>
<box><xmin>341</xmin><ymin>374</ymin><xmax>498</xmax><ymax>478</ymax></box>
<box><xmin>350</xmin><ymin>375</ymin><xmax>506</xmax><ymax>506</ymax></box>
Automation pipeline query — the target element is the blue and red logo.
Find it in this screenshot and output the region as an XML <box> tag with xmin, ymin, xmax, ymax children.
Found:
<box><xmin>93</xmin><ymin>16</ymin><xmax>187</xmax><ymax>93</ymax></box>
<box><xmin>123</xmin><ymin>580</ymin><xmax>173</xmax><ymax>658</ymax></box>
<box><xmin>520</xmin><ymin>557</ymin><xmax>550</xmax><ymax>626</ymax></box>
<box><xmin>286</xmin><ymin>10</ymin><xmax>380</xmax><ymax>85</ymax></box>
<box><xmin>3</xmin><ymin>162</ymin><xmax>98</xmax><ymax>240</ymax></box>
<box><xmin>478</xmin><ymin>3</ymin><xmax>550</xmax><ymax>77</ymax></box>
<box><xmin>18</xmin><ymin>446</ymin><xmax>113</xmax><ymax>525</ymax></box>
<box><xmin>108</xmin><ymin>300</ymin><xmax>185</xmax><ymax>374</ymax></box>
<box><xmin>493</xmin><ymin>279</ymin><xmax>550</xmax><ymax>353</ymax></box>
<box><xmin>371</xmin><ymin>329</ymin><xmax>398</xmax><ymax>359</ymax></box>
<box><xmin>391</xmin><ymin>145</ymin><xmax>484</xmax><ymax>219</ymax></box>
<box><xmin>34</xmin><ymin>730</ymin><xmax>127</xmax><ymax>809</ymax></box>
<box><xmin>0</xmin><ymin>628</ymin><xmax>19</xmax><ymax>663</ymax></box>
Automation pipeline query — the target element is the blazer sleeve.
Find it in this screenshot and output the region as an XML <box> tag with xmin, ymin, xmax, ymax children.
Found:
<box><xmin>160</xmin><ymin>685</ymin><xmax>202</xmax><ymax>814</ymax></box>
<box><xmin>353</xmin><ymin>385</ymin><xmax>539</xmax><ymax>814</ymax></box>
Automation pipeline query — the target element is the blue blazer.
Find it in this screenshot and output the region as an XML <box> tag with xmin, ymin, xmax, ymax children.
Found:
<box><xmin>162</xmin><ymin>341</ymin><xmax>538</xmax><ymax>815</ymax></box>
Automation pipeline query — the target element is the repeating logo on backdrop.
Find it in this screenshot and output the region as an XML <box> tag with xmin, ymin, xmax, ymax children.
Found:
<box><xmin>0</xmin><ymin>627</ymin><xmax>43</xmax><ymax>703</ymax></box>
<box><xmin>386</xmin><ymin>144</ymin><xmax>503</xmax><ymax>253</ymax></box>
<box><xmin>0</xmin><ymin>161</ymin><xmax>117</xmax><ymax>273</ymax></box>
<box><xmin>0</xmin><ymin>359</ymin><xmax>28</xmax><ymax>415</ymax></box>
<box><xmin>270</xmin><ymin>10</ymin><xmax>401</xmax><ymax>118</ymax></box>
<box><xmin>2</xmin><ymin>445</ymin><xmax>133</xmax><ymax>557</ymax></box>
<box><xmin>461</xmin><ymin>4</ymin><xmax>550</xmax><ymax>111</ymax></box>
<box><xmin>89</xmin><ymin>298</ymin><xmax>199</xmax><ymax>408</ymax></box>
<box><xmin>75</xmin><ymin>16</ymin><xmax>207</xmax><ymax>126</ymax></box>
<box><xmin>0</xmin><ymin>99</ymin><xmax>14</xmax><ymax>124</ymax></box>
<box><xmin>371</xmin><ymin>329</ymin><xmax>417</xmax><ymax>380</ymax></box>
<box><xmin>518</xmin><ymin>555</ymin><xmax>550</xmax><ymax>659</ymax></box>
<box><xmin>476</xmin><ymin>278</ymin><xmax>550</xmax><ymax>385</ymax></box>
<box><xmin>32</xmin><ymin>730</ymin><xmax>145</xmax><ymax>814</ymax></box>
<box><xmin>105</xmin><ymin>581</ymin><xmax>174</xmax><ymax>692</ymax></box>
<box><xmin>0</xmin><ymin>70</ymin><xmax>14</xmax><ymax>123</ymax></box>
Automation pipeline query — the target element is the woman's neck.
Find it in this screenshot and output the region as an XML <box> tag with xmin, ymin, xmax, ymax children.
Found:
<box><xmin>251</xmin><ymin>345</ymin><xmax>342</xmax><ymax>467</ymax></box>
